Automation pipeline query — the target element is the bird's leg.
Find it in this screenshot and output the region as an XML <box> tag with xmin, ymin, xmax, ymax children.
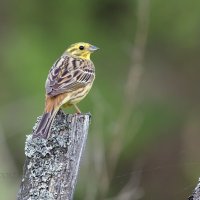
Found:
<box><xmin>73</xmin><ymin>104</ymin><xmax>81</xmax><ymax>114</ymax></box>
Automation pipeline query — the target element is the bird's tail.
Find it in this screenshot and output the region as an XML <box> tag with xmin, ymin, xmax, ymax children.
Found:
<box><xmin>32</xmin><ymin>109</ymin><xmax>59</xmax><ymax>139</ymax></box>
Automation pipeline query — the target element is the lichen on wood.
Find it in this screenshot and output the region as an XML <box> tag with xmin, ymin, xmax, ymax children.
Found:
<box><xmin>17</xmin><ymin>110</ymin><xmax>91</xmax><ymax>200</ymax></box>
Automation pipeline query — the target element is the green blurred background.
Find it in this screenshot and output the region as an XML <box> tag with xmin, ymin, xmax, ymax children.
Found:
<box><xmin>0</xmin><ymin>0</ymin><xmax>200</xmax><ymax>199</ymax></box>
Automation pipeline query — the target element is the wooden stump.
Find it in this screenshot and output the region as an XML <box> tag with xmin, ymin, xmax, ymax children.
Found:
<box><xmin>17</xmin><ymin>110</ymin><xmax>91</xmax><ymax>200</ymax></box>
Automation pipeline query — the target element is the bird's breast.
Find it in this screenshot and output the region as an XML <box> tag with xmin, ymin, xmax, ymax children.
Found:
<box><xmin>62</xmin><ymin>83</ymin><xmax>93</xmax><ymax>106</ymax></box>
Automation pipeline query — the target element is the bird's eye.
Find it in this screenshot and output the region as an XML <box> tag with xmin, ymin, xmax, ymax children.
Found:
<box><xmin>79</xmin><ymin>46</ymin><xmax>84</xmax><ymax>50</ymax></box>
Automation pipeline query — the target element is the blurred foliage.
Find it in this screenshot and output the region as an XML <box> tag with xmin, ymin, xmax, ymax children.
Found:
<box><xmin>0</xmin><ymin>0</ymin><xmax>200</xmax><ymax>199</ymax></box>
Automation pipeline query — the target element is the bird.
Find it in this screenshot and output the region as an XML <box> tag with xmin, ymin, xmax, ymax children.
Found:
<box><xmin>32</xmin><ymin>42</ymin><xmax>98</xmax><ymax>139</ymax></box>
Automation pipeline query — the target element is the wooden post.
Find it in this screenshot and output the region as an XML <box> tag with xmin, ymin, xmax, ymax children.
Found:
<box><xmin>188</xmin><ymin>179</ymin><xmax>200</xmax><ymax>200</ymax></box>
<box><xmin>17</xmin><ymin>110</ymin><xmax>91</xmax><ymax>200</ymax></box>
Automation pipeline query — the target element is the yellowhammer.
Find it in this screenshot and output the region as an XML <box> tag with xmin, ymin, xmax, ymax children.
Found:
<box><xmin>33</xmin><ymin>42</ymin><xmax>99</xmax><ymax>139</ymax></box>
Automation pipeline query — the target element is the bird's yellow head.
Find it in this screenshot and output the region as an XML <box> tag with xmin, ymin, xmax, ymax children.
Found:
<box><xmin>66</xmin><ymin>42</ymin><xmax>99</xmax><ymax>60</ymax></box>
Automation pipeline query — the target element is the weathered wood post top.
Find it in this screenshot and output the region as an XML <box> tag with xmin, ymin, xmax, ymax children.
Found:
<box><xmin>17</xmin><ymin>110</ymin><xmax>91</xmax><ymax>200</ymax></box>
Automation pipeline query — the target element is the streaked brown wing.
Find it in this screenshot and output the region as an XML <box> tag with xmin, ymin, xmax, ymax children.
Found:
<box><xmin>45</xmin><ymin>54</ymin><xmax>95</xmax><ymax>97</ymax></box>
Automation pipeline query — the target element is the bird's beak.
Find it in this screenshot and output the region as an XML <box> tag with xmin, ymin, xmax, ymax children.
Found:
<box><xmin>88</xmin><ymin>45</ymin><xmax>99</xmax><ymax>52</ymax></box>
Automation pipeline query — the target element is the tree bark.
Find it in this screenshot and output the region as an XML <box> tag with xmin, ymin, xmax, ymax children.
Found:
<box><xmin>188</xmin><ymin>179</ymin><xmax>200</xmax><ymax>200</ymax></box>
<box><xmin>17</xmin><ymin>110</ymin><xmax>91</xmax><ymax>200</ymax></box>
